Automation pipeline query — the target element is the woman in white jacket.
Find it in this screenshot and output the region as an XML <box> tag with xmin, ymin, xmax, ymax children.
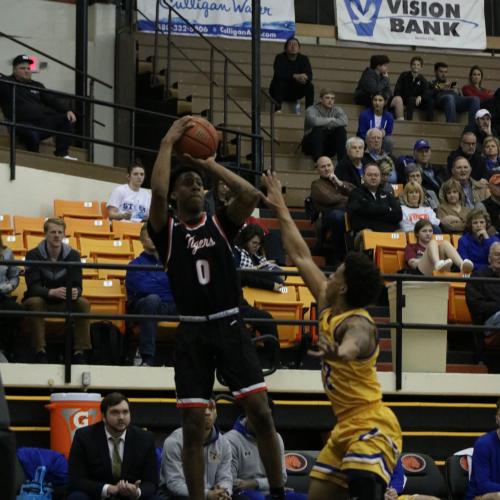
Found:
<box><xmin>399</xmin><ymin>181</ymin><xmax>441</xmax><ymax>233</ymax></box>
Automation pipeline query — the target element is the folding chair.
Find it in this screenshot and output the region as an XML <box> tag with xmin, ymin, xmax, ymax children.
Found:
<box><xmin>54</xmin><ymin>199</ymin><xmax>101</xmax><ymax>219</ymax></box>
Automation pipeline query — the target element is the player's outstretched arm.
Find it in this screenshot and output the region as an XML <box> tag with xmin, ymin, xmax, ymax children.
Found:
<box><xmin>149</xmin><ymin>116</ymin><xmax>193</xmax><ymax>233</ymax></box>
<box><xmin>262</xmin><ymin>171</ymin><xmax>327</xmax><ymax>300</ymax></box>
<box><xmin>184</xmin><ymin>155</ymin><xmax>261</xmax><ymax>226</ymax></box>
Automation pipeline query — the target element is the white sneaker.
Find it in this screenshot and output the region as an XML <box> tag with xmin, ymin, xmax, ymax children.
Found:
<box><xmin>461</xmin><ymin>259</ymin><xmax>474</xmax><ymax>275</ymax></box>
<box><xmin>435</xmin><ymin>258</ymin><xmax>453</xmax><ymax>272</ymax></box>
<box><xmin>62</xmin><ymin>155</ymin><xmax>78</xmax><ymax>161</ymax></box>
<box><xmin>133</xmin><ymin>349</ymin><xmax>142</xmax><ymax>366</ymax></box>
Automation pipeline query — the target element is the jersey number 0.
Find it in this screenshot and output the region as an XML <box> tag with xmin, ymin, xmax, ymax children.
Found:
<box><xmin>195</xmin><ymin>259</ymin><xmax>211</xmax><ymax>285</ymax></box>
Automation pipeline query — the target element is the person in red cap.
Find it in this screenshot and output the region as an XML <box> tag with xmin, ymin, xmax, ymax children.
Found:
<box><xmin>0</xmin><ymin>54</ymin><xmax>77</xmax><ymax>159</ymax></box>
<box><xmin>483</xmin><ymin>174</ymin><xmax>500</xmax><ymax>233</ymax></box>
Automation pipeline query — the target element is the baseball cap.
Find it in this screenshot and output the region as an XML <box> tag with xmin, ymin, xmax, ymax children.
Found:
<box><xmin>12</xmin><ymin>55</ymin><xmax>33</xmax><ymax>67</ymax></box>
<box><xmin>414</xmin><ymin>139</ymin><xmax>431</xmax><ymax>151</ymax></box>
<box><xmin>475</xmin><ymin>109</ymin><xmax>491</xmax><ymax>120</ymax></box>
<box><xmin>489</xmin><ymin>174</ymin><xmax>500</xmax><ymax>185</ymax></box>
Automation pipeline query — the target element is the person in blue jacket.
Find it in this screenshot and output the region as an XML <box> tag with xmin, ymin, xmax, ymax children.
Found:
<box><xmin>466</xmin><ymin>398</ymin><xmax>500</xmax><ymax>499</ymax></box>
<box><xmin>357</xmin><ymin>94</ymin><xmax>394</xmax><ymax>154</ymax></box>
<box><xmin>458</xmin><ymin>209</ymin><xmax>500</xmax><ymax>270</ymax></box>
<box><xmin>125</xmin><ymin>224</ymin><xmax>177</xmax><ymax>366</ymax></box>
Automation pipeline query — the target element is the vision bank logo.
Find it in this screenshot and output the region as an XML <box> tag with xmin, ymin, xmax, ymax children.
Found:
<box><xmin>344</xmin><ymin>0</ymin><xmax>383</xmax><ymax>36</ymax></box>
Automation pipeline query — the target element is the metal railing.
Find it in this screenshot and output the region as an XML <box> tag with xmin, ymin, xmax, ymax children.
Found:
<box><xmin>0</xmin><ymin>78</ymin><xmax>263</xmax><ymax>182</ymax></box>
<box><xmin>1</xmin><ymin>259</ymin><xmax>499</xmax><ymax>389</ymax></box>
<box><xmin>135</xmin><ymin>0</ymin><xmax>280</xmax><ymax>172</ymax></box>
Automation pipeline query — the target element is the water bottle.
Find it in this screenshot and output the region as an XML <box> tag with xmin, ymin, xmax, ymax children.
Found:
<box><xmin>295</xmin><ymin>101</ymin><xmax>301</xmax><ymax>115</ymax></box>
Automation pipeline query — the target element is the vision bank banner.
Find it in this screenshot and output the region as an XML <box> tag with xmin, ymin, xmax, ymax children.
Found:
<box><xmin>137</xmin><ymin>0</ymin><xmax>295</xmax><ymax>41</ymax></box>
<box><xmin>336</xmin><ymin>0</ymin><xmax>486</xmax><ymax>50</ymax></box>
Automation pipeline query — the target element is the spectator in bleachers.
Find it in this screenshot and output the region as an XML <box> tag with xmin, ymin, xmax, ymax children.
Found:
<box><xmin>234</xmin><ymin>224</ymin><xmax>284</xmax><ymax>292</ymax></box>
<box><xmin>466</xmin><ymin>242</ymin><xmax>500</xmax><ymax>348</ymax></box>
<box><xmin>466</xmin><ymin>109</ymin><xmax>499</xmax><ymax>147</ymax></box>
<box><xmin>404</xmin><ymin>163</ymin><xmax>440</xmax><ymax>211</ymax></box>
<box><xmin>354</xmin><ymin>54</ymin><xmax>404</xmax><ymax>120</ymax></box>
<box><xmin>447</xmin><ymin>131</ymin><xmax>488</xmax><ymax>182</ymax></box>
<box><xmin>462</xmin><ymin>65</ymin><xmax>494</xmax><ymax>104</ymax></box>
<box><xmin>362</xmin><ymin>128</ymin><xmax>397</xmax><ymax>175</ymax></box>
<box><xmin>410</xmin><ymin>139</ymin><xmax>446</xmax><ymax>194</ymax></box>
<box><xmin>437</xmin><ymin>179</ymin><xmax>471</xmax><ymax>234</ymax></box>
<box><xmin>346</xmin><ymin>163</ymin><xmax>402</xmax><ymax>235</ymax></box>
<box><xmin>399</xmin><ymin>181</ymin><xmax>440</xmax><ymax>233</ymax></box>
<box><xmin>68</xmin><ymin>392</ymin><xmax>160</xmax><ymax>500</ymax></box>
<box><xmin>405</xmin><ymin>220</ymin><xmax>473</xmax><ymax>275</ymax></box>
<box><xmin>482</xmin><ymin>136</ymin><xmax>500</xmax><ymax>179</ymax></box>
<box><xmin>464</xmin><ymin>396</ymin><xmax>500</xmax><ymax>499</ymax></box>
<box><xmin>125</xmin><ymin>224</ymin><xmax>177</xmax><ymax>367</ymax></box>
<box><xmin>204</xmin><ymin>178</ymin><xmax>230</xmax><ymax>216</ymax></box>
<box><xmin>483</xmin><ymin>174</ymin><xmax>500</xmax><ymax>233</ymax></box>
<box><xmin>0</xmin><ymin>235</ymin><xmax>21</xmax><ymax>362</ymax></box>
<box><xmin>310</xmin><ymin>156</ymin><xmax>355</xmax><ymax>266</ymax></box>
<box><xmin>394</xmin><ymin>56</ymin><xmax>434</xmax><ymax>121</ymax></box>
<box><xmin>458</xmin><ymin>209</ymin><xmax>500</xmax><ymax>270</ymax></box>
<box><xmin>225</xmin><ymin>409</ymin><xmax>306</xmax><ymax>500</ymax></box>
<box><xmin>449</xmin><ymin>156</ymin><xmax>489</xmax><ymax>209</ymax></box>
<box><xmin>429</xmin><ymin>62</ymin><xmax>480</xmax><ymax>127</ymax></box>
<box><xmin>0</xmin><ymin>55</ymin><xmax>77</xmax><ymax>159</ymax></box>
<box><xmin>335</xmin><ymin>136</ymin><xmax>365</xmax><ymax>188</ymax></box>
<box><xmin>23</xmin><ymin>217</ymin><xmax>91</xmax><ymax>364</ymax></box>
<box><xmin>107</xmin><ymin>161</ymin><xmax>151</xmax><ymax>222</ymax></box>
<box><xmin>302</xmin><ymin>88</ymin><xmax>347</xmax><ymax>161</ymax></box>
<box><xmin>378</xmin><ymin>158</ymin><xmax>396</xmax><ymax>196</ymax></box>
<box><xmin>269</xmin><ymin>37</ymin><xmax>314</xmax><ymax>112</ymax></box>
<box><xmin>159</xmin><ymin>398</ymin><xmax>232</xmax><ymax>499</ymax></box>
<box><xmin>357</xmin><ymin>93</ymin><xmax>394</xmax><ymax>154</ymax></box>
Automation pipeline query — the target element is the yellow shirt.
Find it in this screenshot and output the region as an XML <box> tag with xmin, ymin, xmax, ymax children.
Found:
<box><xmin>319</xmin><ymin>307</ymin><xmax>382</xmax><ymax>420</ymax></box>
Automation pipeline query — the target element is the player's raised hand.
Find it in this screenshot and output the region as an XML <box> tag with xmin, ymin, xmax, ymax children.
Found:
<box><xmin>163</xmin><ymin>115</ymin><xmax>193</xmax><ymax>145</ymax></box>
<box><xmin>261</xmin><ymin>170</ymin><xmax>286</xmax><ymax>211</ymax></box>
<box><xmin>308</xmin><ymin>332</ymin><xmax>340</xmax><ymax>361</ymax></box>
<box><xmin>182</xmin><ymin>153</ymin><xmax>217</xmax><ymax>169</ymax></box>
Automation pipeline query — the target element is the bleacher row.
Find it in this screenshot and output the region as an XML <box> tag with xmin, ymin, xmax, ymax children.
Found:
<box><xmin>0</xmin><ymin>200</ymin><xmax>321</xmax><ymax>354</ymax></box>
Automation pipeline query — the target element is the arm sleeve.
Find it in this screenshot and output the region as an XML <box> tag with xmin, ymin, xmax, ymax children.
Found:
<box><xmin>404</xmin><ymin>244</ymin><xmax>418</xmax><ymax>265</ymax></box>
<box><xmin>69</xmin><ymin>250</ymin><xmax>83</xmax><ymax>296</ymax></box>
<box><xmin>214</xmin><ymin>438</ymin><xmax>233</xmax><ymax>494</ymax></box>
<box><xmin>304</xmin><ymin>106</ymin><xmax>332</xmax><ymax>129</ymax></box>
<box><xmin>25</xmin><ymin>251</ymin><xmax>51</xmax><ymax>299</ymax></box>
<box><xmin>302</xmin><ymin>55</ymin><xmax>313</xmax><ymax>82</ymax></box>
<box><xmin>331</xmin><ymin>107</ymin><xmax>348</xmax><ymax>128</ymax></box>
<box><xmin>273</xmin><ymin>54</ymin><xmax>289</xmax><ymax>80</ymax></box>
<box><xmin>107</xmin><ymin>186</ymin><xmax>123</xmax><ymax>210</ymax></box>
<box><xmin>385</xmin><ymin>113</ymin><xmax>394</xmax><ymax>135</ymax></box>
<box><xmin>472</xmin><ymin>436</ymin><xmax>500</xmax><ymax>494</ymax></box>
<box><xmin>394</xmin><ymin>74</ymin><xmax>404</xmax><ymax>97</ymax></box>
<box><xmin>68</xmin><ymin>430</ymin><xmax>104</xmax><ymax>498</ymax></box>
<box><xmin>39</xmin><ymin>83</ymin><xmax>70</xmax><ymax>114</ymax></box>
<box><xmin>136</xmin><ymin>432</ymin><xmax>159</xmax><ymax>498</ymax></box>
<box><xmin>147</xmin><ymin>216</ymin><xmax>170</xmax><ymax>266</ymax></box>
<box><xmin>163</xmin><ymin>435</ymin><xmax>190</xmax><ymax>497</ymax></box>
<box><xmin>357</xmin><ymin>111</ymin><xmax>370</xmax><ymax>139</ymax></box>
<box><xmin>457</xmin><ymin>235</ymin><xmax>470</xmax><ymax>260</ymax></box>
<box><xmin>465</xmin><ymin>276</ymin><xmax>500</xmax><ymax>322</ymax></box>
<box><xmin>0</xmin><ymin>249</ymin><xmax>19</xmax><ymax>293</ymax></box>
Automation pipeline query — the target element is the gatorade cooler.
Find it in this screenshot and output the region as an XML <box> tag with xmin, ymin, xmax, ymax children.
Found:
<box><xmin>45</xmin><ymin>393</ymin><xmax>102</xmax><ymax>457</ymax></box>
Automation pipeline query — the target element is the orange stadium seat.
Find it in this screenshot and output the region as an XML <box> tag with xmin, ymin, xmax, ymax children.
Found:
<box><xmin>64</xmin><ymin>217</ymin><xmax>112</xmax><ymax>239</ymax></box>
<box><xmin>13</xmin><ymin>215</ymin><xmax>46</xmax><ymax>246</ymax></box>
<box><xmin>363</xmin><ymin>231</ymin><xmax>407</xmax><ymax>251</ymax></box>
<box><xmin>54</xmin><ymin>199</ymin><xmax>102</xmax><ymax>219</ymax></box>
<box><xmin>131</xmin><ymin>239</ymin><xmax>143</xmax><ymax>257</ymax></box>
<box><xmin>362</xmin><ymin>231</ymin><xmax>407</xmax><ymax>275</ymax></box>
<box><xmin>100</xmin><ymin>201</ymin><xmax>109</xmax><ymax>219</ymax></box>
<box><xmin>11</xmin><ymin>275</ymin><xmax>27</xmax><ymax>303</ymax></box>
<box><xmin>79</xmin><ymin>237</ymin><xmax>134</xmax><ymax>260</ymax></box>
<box><xmin>24</xmin><ymin>234</ymin><xmax>77</xmax><ymax>251</ymax></box>
<box><xmin>448</xmin><ymin>282</ymin><xmax>472</xmax><ymax>324</ymax></box>
<box><xmin>297</xmin><ymin>285</ymin><xmax>318</xmax><ymax>344</ymax></box>
<box><xmin>3</xmin><ymin>234</ymin><xmax>26</xmax><ymax>258</ymax></box>
<box><xmin>0</xmin><ymin>214</ymin><xmax>14</xmax><ymax>235</ymax></box>
<box><xmin>112</xmin><ymin>220</ymin><xmax>142</xmax><ymax>242</ymax></box>
<box><xmin>82</xmin><ymin>278</ymin><xmax>126</xmax><ymax>332</ymax></box>
<box><xmin>451</xmin><ymin>233</ymin><xmax>462</xmax><ymax>248</ymax></box>
<box><xmin>407</xmin><ymin>232</ymin><xmax>451</xmax><ymax>244</ymax></box>
<box><xmin>96</xmin><ymin>255</ymin><xmax>131</xmax><ymax>280</ymax></box>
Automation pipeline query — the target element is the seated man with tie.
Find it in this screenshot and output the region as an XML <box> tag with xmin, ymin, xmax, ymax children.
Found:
<box><xmin>68</xmin><ymin>392</ymin><xmax>161</xmax><ymax>500</ymax></box>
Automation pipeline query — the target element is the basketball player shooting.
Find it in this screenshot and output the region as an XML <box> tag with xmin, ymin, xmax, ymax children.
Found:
<box><xmin>148</xmin><ymin>116</ymin><xmax>286</xmax><ymax>500</ymax></box>
<box><xmin>262</xmin><ymin>171</ymin><xmax>402</xmax><ymax>500</ymax></box>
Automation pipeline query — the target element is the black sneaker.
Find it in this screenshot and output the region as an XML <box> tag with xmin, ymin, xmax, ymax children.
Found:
<box><xmin>72</xmin><ymin>352</ymin><xmax>87</xmax><ymax>365</ymax></box>
<box><xmin>35</xmin><ymin>351</ymin><xmax>48</xmax><ymax>364</ymax></box>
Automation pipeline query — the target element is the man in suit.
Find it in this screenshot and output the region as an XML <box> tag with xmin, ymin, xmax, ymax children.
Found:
<box><xmin>68</xmin><ymin>392</ymin><xmax>161</xmax><ymax>500</ymax></box>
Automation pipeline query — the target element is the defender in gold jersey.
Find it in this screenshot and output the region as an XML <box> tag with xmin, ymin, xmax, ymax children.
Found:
<box><xmin>262</xmin><ymin>172</ymin><xmax>402</xmax><ymax>500</ymax></box>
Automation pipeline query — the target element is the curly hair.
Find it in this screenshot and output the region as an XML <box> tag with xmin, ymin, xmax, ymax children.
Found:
<box><xmin>439</xmin><ymin>179</ymin><xmax>465</xmax><ymax>205</ymax></box>
<box><xmin>343</xmin><ymin>252</ymin><xmax>382</xmax><ymax>308</ymax></box>
<box><xmin>234</xmin><ymin>223</ymin><xmax>265</xmax><ymax>250</ymax></box>
<box><xmin>465</xmin><ymin>208</ymin><xmax>491</xmax><ymax>233</ymax></box>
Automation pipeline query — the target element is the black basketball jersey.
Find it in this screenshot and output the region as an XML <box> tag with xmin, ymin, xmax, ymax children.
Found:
<box><xmin>153</xmin><ymin>211</ymin><xmax>241</xmax><ymax>315</ymax></box>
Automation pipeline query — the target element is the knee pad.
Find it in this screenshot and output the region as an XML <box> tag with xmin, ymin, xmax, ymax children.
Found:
<box><xmin>348</xmin><ymin>471</ymin><xmax>386</xmax><ymax>500</ymax></box>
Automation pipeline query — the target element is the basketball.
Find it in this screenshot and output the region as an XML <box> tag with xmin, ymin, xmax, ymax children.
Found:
<box><xmin>174</xmin><ymin>116</ymin><xmax>219</xmax><ymax>159</ymax></box>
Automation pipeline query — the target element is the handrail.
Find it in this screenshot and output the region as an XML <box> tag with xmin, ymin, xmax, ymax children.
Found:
<box><xmin>1</xmin><ymin>258</ymin><xmax>500</xmax><ymax>387</ymax></box>
<box><xmin>0</xmin><ymin>77</ymin><xmax>263</xmax><ymax>180</ymax></box>
<box><xmin>0</xmin><ymin>31</ymin><xmax>112</xmax><ymax>90</ymax></box>
<box><xmin>135</xmin><ymin>1</ymin><xmax>279</xmax><ymax>170</ymax></box>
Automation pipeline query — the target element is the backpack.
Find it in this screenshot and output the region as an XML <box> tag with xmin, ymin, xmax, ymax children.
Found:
<box><xmin>90</xmin><ymin>321</ymin><xmax>125</xmax><ymax>365</ymax></box>
<box><xmin>16</xmin><ymin>465</ymin><xmax>53</xmax><ymax>500</ymax></box>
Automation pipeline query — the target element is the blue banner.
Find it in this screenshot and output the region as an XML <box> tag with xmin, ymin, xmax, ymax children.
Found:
<box><xmin>137</xmin><ymin>0</ymin><xmax>295</xmax><ymax>41</ymax></box>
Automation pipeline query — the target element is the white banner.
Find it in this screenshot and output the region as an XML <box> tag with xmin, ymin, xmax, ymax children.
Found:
<box><xmin>137</xmin><ymin>0</ymin><xmax>295</xmax><ymax>41</ymax></box>
<box><xmin>336</xmin><ymin>0</ymin><xmax>486</xmax><ymax>50</ymax></box>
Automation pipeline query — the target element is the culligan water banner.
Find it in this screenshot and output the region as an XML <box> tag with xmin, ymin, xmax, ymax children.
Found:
<box><xmin>137</xmin><ymin>0</ymin><xmax>295</xmax><ymax>41</ymax></box>
<box><xmin>336</xmin><ymin>0</ymin><xmax>486</xmax><ymax>50</ymax></box>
